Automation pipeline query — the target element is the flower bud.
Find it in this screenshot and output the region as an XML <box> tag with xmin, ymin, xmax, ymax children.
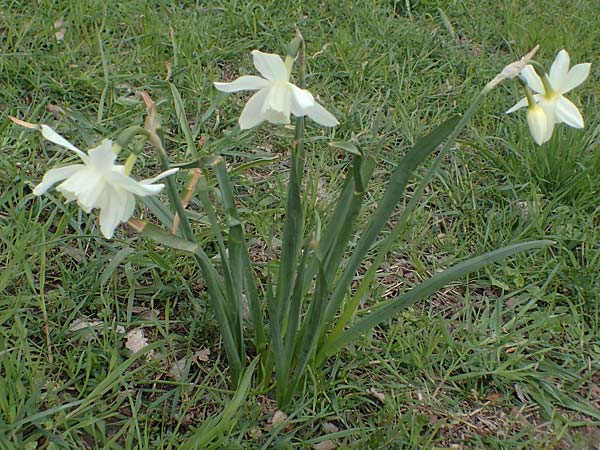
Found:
<box><xmin>115</xmin><ymin>126</ymin><xmax>148</xmax><ymax>154</ymax></box>
<box><xmin>286</xmin><ymin>36</ymin><xmax>302</xmax><ymax>59</ymax></box>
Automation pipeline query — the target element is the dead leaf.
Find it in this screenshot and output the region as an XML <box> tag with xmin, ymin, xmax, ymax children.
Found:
<box><xmin>270</xmin><ymin>410</ymin><xmax>288</xmax><ymax>426</ymax></box>
<box><xmin>168</xmin><ymin>357</ymin><xmax>188</xmax><ymax>381</ymax></box>
<box><xmin>241</xmin><ymin>294</ymin><xmax>250</xmax><ymax>321</ymax></box>
<box><xmin>131</xmin><ymin>306</ymin><xmax>160</xmax><ymax>321</ymax></box>
<box><xmin>485</xmin><ymin>392</ymin><xmax>502</xmax><ymax>404</ymax></box>
<box><xmin>167</xmin><ymin>348</ymin><xmax>211</xmax><ymax>381</ymax></box>
<box><xmin>514</xmin><ymin>383</ymin><xmax>528</xmax><ymax>403</ymax></box>
<box><xmin>53</xmin><ymin>18</ymin><xmax>66</xmax><ymax>42</ymax></box>
<box><xmin>68</xmin><ymin>318</ymin><xmax>125</xmax><ymax>337</ymax></box>
<box><xmin>313</xmin><ymin>441</ymin><xmax>336</xmax><ymax>450</ymax></box>
<box><xmin>193</xmin><ymin>348</ymin><xmax>210</xmax><ymax>363</ymax></box>
<box><xmin>125</xmin><ymin>328</ymin><xmax>154</xmax><ymax>360</ymax></box>
<box><xmin>68</xmin><ymin>318</ymin><xmax>103</xmax><ymax>332</ymax></box>
<box><xmin>322</xmin><ymin>422</ymin><xmax>339</xmax><ymax>434</ymax></box>
<box><xmin>47</xmin><ymin>104</ymin><xmax>66</xmax><ymax>120</ymax></box>
<box><xmin>270</xmin><ymin>409</ymin><xmax>295</xmax><ymax>432</ymax></box>
<box><xmin>367</xmin><ymin>387</ymin><xmax>385</xmax><ymax>403</ymax></box>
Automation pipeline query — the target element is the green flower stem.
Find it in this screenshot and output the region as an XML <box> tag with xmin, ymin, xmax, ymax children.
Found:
<box><xmin>150</xmin><ymin>130</ymin><xmax>244</xmax><ymax>386</ymax></box>
<box><xmin>272</xmin><ymin>31</ymin><xmax>308</xmax><ymax>405</ymax></box>
<box><xmin>210</xmin><ymin>158</ymin><xmax>271</xmax><ymax>376</ymax></box>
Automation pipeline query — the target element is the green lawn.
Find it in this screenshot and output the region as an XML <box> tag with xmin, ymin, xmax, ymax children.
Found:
<box><xmin>1</xmin><ymin>0</ymin><xmax>599</xmax><ymax>448</ymax></box>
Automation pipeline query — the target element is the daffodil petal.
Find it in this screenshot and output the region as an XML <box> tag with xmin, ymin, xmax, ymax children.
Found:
<box><xmin>562</xmin><ymin>63</ymin><xmax>591</xmax><ymax>93</ymax></box>
<box><xmin>506</xmin><ymin>97</ymin><xmax>528</xmax><ymax>114</ymax></box>
<box><xmin>123</xmin><ymin>191</ymin><xmax>136</xmax><ymax>221</ymax></box>
<box><xmin>548</xmin><ymin>49</ymin><xmax>570</xmax><ymax>92</ymax></box>
<box><xmin>105</xmin><ymin>171</ymin><xmax>163</xmax><ymax>196</ymax></box>
<box><xmin>40</xmin><ymin>125</ymin><xmax>89</xmax><ymax>161</ymax></box>
<box><xmin>238</xmin><ymin>88</ymin><xmax>271</xmax><ymax>129</ymax></box>
<box><xmin>33</xmin><ymin>164</ymin><xmax>84</xmax><ymax>195</ymax></box>
<box><xmin>214</xmin><ymin>75</ymin><xmax>270</xmax><ymax>93</ymax></box>
<box><xmin>520</xmin><ymin>65</ymin><xmax>544</xmax><ymax>94</ymax></box>
<box><xmin>526</xmin><ymin>105</ymin><xmax>548</xmax><ymax>145</ymax></box>
<box><xmin>260</xmin><ymin>84</ymin><xmax>291</xmax><ymax>124</ymax></box>
<box><xmin>305</xmin><ymin>102</ymin><xmax>339</xmax><ymax>127</ymax></box>
<box><xmin>111</xmin><ymin>189</ymin><xmax>135</xmax><ymax>222</ymax></box>
<box><xmin>289</xmin><ymin>84</ymin><xmax>315</xmax><ymax>114</ymax></box>
<box><xmin>538</xmin><ymin>98</ymin><xmax>557</xmax><ymax>123</ymax></box>
<box><xmin>141</xmin><ymin>167</ymin><xmax>179</xmax><ymax>185</ymax></box>
<box><xmin>71</xmin><ymin>173</ymin><xmax>106</xmax><ymax>212</ymax></box>
<box><xmin>87</xmin><ymin>139</ymin><xmax>117</xmax><ymax>170</ymax></box>
<box><xmin>251</xmin><ymin>50</ymin><xmax>288</xmax><ymax>81</ymax></box>
<box><xmin>61</xmin><ymin>189</ymin><xmax>77</xmax><ymax>204</ymax></box>
<box><xmin>98</xmin><ymin>187</ymin><xmax>133</xmax><ymax>239</ymax></box>
<box><xmin>56</xmin><ymin>169</ymin><xmax>103</xmax><ymax>212</ymax></box>
<box><xmin>543</xmin><ymin>120</ymin><xmax>555</xmax><ymax>143</ymax></box>
<box><xmin>555</xmin><ymin>97</ymin><xmax>584</xmax><ymax>128</ymax></box>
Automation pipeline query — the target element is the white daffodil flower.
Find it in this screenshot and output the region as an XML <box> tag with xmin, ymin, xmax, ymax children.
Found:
<box><xmin>31</xmin><ymin>125</ymin><xmax>178</xmax><ymax>239</ymax></box>
<box><xmin>214</xmin><ymin>50</ymin><xmax>339</xmax><ymax>129</ymax></box>
<box><xmin>507</xmin><ymin>49</ymin><xmax>591</xmax><ymax>144</ymax></box>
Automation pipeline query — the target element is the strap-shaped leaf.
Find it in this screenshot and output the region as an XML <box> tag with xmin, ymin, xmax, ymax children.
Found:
<box><xmin>319</xmin><ymin>116</ymin><xmax>461</xmax><ymax>338</ymax></box>
<box><xmin>317</xmin><ymin>240</ymin><xmax>553</xmax><ymax>362</ymax></box>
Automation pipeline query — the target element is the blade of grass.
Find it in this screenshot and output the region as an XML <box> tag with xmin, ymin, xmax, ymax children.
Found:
<box><xmin>170</xmin><ymin>82</ymin><xmax>199</xmax><ymax>159</ymax></box>
<box><xmin>180</xmin><ymin>358</ymin><xmax>258</xmax><ymax>450</ymax></box>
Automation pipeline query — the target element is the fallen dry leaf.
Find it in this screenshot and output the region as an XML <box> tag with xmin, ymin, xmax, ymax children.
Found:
<box><xmin>68</xmin><ymin>318</ymin><xmax>126</xmax><ymax>337</ymax></box>
<box><xmin>125</xmin><ymin>328</ymin><xmax>155</xmax><ymax>360</ymax></box>
<box><xmin>168</xmin><ymin>357</ymin><xmax>188</xmax><ymax>381</ymax></box>
<box><xmin>53</xmin><ymin>18</ymin><xmax>66</xmax><ymax>42</ymax></box>
<box><xmin>270</xmin><ymin>410</ymin><xmax>288</xmax><ymax>426</ymax></box>
<box><xmin>485</xmin><ymin>392</ymin><xmax>502</xmax><ymax>404</ymax></box>
<box><xmin>131</xmin><ymin>306</ymin><xmax>160</xmax><ymax>321</ymax></box>
<box><xmin>313</xmin><ymin>440</ymin><xmax>336</xmax><ymax>450</ymax></box>
<box><xmin>367</xmin><ymin>387</ymin><xmax>385</xmax><ymax>403</ymax></box>
<box><xmin>193</xmin><ymin>347</ymin><xmax>210</xmax><ymax>362</ymax></box>
<box><xmin>322</xmin><ymin>422</ymin><xmax>339</xmax><ymax>434</ymax></box>
<box><xmin>68</xmin><ymin>318</ymin><xmax>103</xmax><ymax>332</ymax></box>
<box><xmin>48</xmin><ymin>104</ymin><xmax>66</xmax><ymax>120</ymax></box>
<box><xmin>167</xmin><ymin>348</ymin><xmax>211</xmax><ymax>381</ymax></box>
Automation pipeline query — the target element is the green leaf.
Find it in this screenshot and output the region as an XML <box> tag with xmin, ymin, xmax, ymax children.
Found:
<box><xmin>180</xmin><ymin>358</ymin><xmax>258</xmax><ymax>450</ymax></box>
<box><xmin>140</xmin><ymin>196</ymin><xmax>175</xmax><ymax>231</ymax></box>
<box><xmin>133</xmin><ymin>221</ymin><xmax>202</xmax><ymax>254</ymax></box>
<box><xmin>329</xmin><ymin>140</ymin><xmax>361</xmax><ymax>156</ymax></box>
<box><xmin>172</xmin><ymin>155</ymin><xmax>279</xmax><ymax>176</ymax></box>
<box><xmin>100</xmin><ymin>246</ymin><xmax>135</xmax><ymax>287</ymax></box>
<box><xmin>319</xmin><ymin>115</ymin><xmax>460</xmax><ymax>341</ymax></box>
<box><xmin>170</xmin><ymin>82</ymin><xmax>198</xmax><ymax>159</ymax></box>
<box><xmin>318</xmin><ymin>240</ymin><xmax>553</xmax><ymax>362</ymax></box>
<box><xmin>172</xmin><ymin>156</ymin><xmax>223</xmax><ymax>170</ymax></box>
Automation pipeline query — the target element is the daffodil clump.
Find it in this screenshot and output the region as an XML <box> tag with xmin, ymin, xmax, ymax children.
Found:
<box><xmin>9</xmin><ymin>35</ymin><xmax>590</xmax><ymax>406</ymax></box>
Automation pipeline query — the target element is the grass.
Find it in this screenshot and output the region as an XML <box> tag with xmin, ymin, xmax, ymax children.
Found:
<box><xmin>1</xmin><ymin>0</ymin><xmax>599</xmax><ymax>448</ymax></box>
